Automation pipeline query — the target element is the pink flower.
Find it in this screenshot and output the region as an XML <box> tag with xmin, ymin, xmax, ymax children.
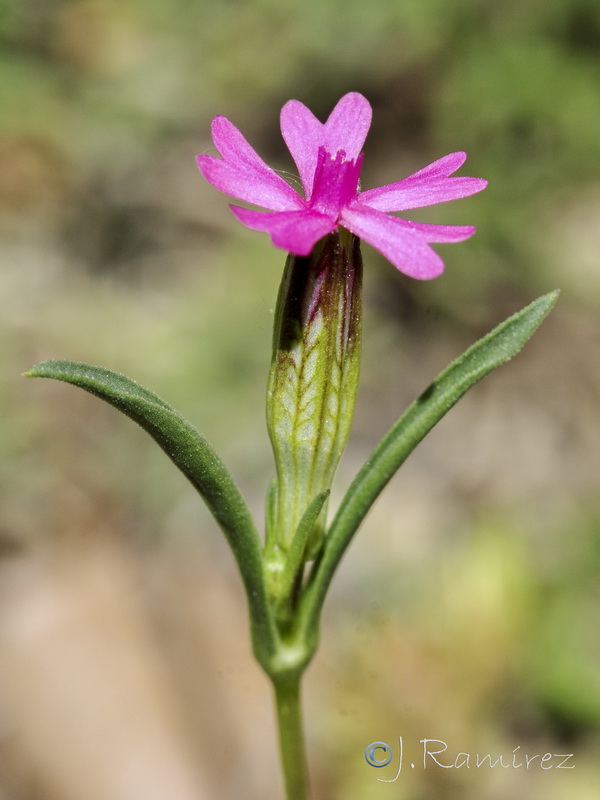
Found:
<box><xmin>197</xmin><ymin>93</ymin><xmax>487</xmax><ymax>280</ymax></box>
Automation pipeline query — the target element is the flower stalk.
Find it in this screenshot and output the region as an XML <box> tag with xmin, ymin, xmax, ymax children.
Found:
<box><xmin>273</xmin><ymin>674</ymin><xmax>309</xmax><ymax>800</ymax></box>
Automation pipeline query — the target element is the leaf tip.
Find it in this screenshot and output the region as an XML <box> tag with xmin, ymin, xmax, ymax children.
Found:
<box><xmin>22</xmin><ymin>360</ymin><xmax>52</xmax><ymax>379</ymax></box>
<box><xmin>533</xmin><ymin>288</ymin><xmax>560</xmax><ymax>323</ymax></box>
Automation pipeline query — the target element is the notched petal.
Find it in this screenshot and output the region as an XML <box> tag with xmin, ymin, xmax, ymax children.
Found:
<box><xmin>360</xmin><ymin>174</ymin><xmax>488</xmax><ymax>212</ymax></box>
<box><xmin>340</xmin><ymin>204</ymin><xmax>445</xmax><ymax>280</ymax></box>
<box><xmin>196</xmin><ymin>115</ymin><xmax>305</xmax><ymax>211</ymax></box>
<box><xmin>231</xmin><ymin>206</ymin><xmax>336</xmax><ymax>255</ymax></box>
<box><xmin>280</xmin><ymin>92</ymin><xmax>372</xmax><ymax>200</ymax></box>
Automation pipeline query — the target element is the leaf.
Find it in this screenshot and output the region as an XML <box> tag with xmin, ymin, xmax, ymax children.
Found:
<box><xmin>297</xmin><ymin>291</ymin><xmax>559</xmax><ymax>636</ymax></box>
<box><xmin>25</xmin><ymin>360</ymin><xmax>277</xmax><ymax>660</ymax></box>
<box><xmin>280</xmin><ymin>490</ymin><xmax>330</xmax><ymax>602</ymax></box>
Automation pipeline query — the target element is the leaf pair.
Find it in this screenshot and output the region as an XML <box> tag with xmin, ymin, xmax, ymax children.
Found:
<box><xmin>26</xmin><ymin>290</ymin><xmax>558</xmax><ymax>672</ymax></box>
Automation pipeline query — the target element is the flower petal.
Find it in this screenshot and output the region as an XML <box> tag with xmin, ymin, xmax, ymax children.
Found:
<box><xmin>407</xmin><ymin>151</ymin><xmax>468</xmax><ymax>178</ymax></box>
<box><xmin>230</xmin><ymin>206</ymin><xmax>336</xmax><ymax>256</ymax></box>
<box><xmin>281</xmin><ymin>93</ymin><xmax>372</xmax><ymax>199</ymax></box>
<box><xmin>390</xmin><ymin>219</ymin><xmax>477</xmax><ymax>243</ymax></box>
<box><xmin>280</xmin><ymin>100</ymin><xmax>323</xmax><ymax>197</ymax></box>
<box><xmin>197</xmin><ymin>116</ymin><xmax>305</xmax><ymax>212</ymax></box>
<box><xmin>360</xmin><ymin>152</ymin><xmax>488</xmax><ymax>212</ymax></box>
<box><xmin>322</xmin><ymin>92</ymin><xmax>372</xmax><ymax>164</ymax></box>
<box><xmin>340</xmin><ymin>204</ymin><xmax>445</xmax><ymax>280</ymax></box>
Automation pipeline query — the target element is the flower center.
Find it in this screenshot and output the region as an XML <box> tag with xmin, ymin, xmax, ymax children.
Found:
<box><xmin>309</xmin><ymin>146</ymin><xmax>362</xmax><ymax>218</ymax></box>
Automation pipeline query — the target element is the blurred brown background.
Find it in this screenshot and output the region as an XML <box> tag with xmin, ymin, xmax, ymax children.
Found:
<box><xmin>1</xmin><ymin>1</ymin><xmax>600</xmax><ymax>798</ymax></box>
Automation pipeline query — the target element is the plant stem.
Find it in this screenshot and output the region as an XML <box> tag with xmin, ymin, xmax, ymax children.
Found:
<box><xmin>273</xmin><ymin>673</ymin><xmax>309</xmax><ymax>800</ymax></box>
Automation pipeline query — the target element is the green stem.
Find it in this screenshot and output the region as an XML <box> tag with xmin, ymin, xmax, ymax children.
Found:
<box><xmin>273</xmin><ymin>674</ymin><xmax>309</xmax><ymax>800</ymax></box>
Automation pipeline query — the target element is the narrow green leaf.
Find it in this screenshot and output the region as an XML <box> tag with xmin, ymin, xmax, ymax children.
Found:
<box><xmin>280</xmin><ymin>490</ymin><xmax>330</xmax><ymax>603</ymax></box>
<box><xmin>25</xmin><ymin>360</ymin><xmax>277</xmax><ymax>661</ymax></box>
<box><xmin>297</xmin><ymin>291</ymin><xmax>559</xmax><ymax>637</ymax></box>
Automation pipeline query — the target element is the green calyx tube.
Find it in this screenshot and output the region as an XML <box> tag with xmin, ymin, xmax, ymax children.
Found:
<box><xmin>265</xmin><ymin>229</ymin><xmax>362</xmax><ymax>604</ymax></box>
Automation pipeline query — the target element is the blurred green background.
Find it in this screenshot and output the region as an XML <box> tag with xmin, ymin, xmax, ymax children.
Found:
<box><xmin>1</xmin><ymin>1</ymin><xmax>600</xmax><ymax>798</ymax></box>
